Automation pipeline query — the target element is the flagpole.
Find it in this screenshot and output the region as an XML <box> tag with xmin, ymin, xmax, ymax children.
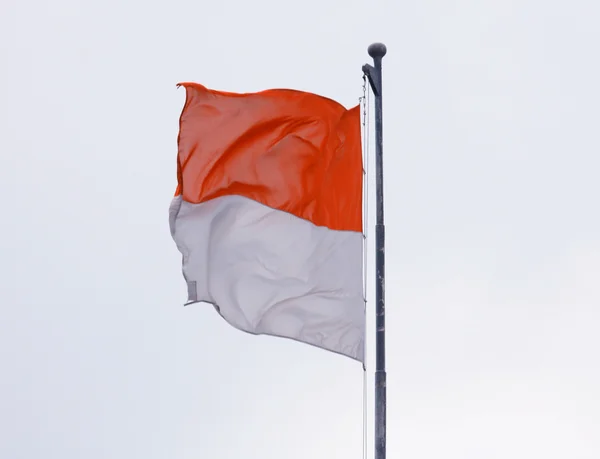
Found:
<box><xmin>363</xmin><ymin>42</ymin><xmax>387</xmax><ymax>459</ymax></box>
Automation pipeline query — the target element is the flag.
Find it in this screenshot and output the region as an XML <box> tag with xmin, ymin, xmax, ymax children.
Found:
<box><xmin>169</xmin><ymin>82</ymin><xmax>364</xmax><ymax>362</ymax></box>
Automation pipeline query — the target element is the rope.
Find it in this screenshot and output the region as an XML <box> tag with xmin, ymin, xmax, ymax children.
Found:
<box><xmin>360</xmin><ymin>72</ymin><xmax>371</xmax><ymax>459</ymax></box>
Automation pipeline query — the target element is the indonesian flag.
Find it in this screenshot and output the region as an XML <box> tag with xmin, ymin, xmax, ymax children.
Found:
<box><xmin>169</xmin><ymin>83</ymin><xmax>364</xmax><ymax>362</ymax></box>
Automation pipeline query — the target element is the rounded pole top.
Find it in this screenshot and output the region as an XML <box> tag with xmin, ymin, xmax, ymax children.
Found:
<box><xmin>368</xmin><ymin>42</ymin><xmax>387</xmax><ymax>58</ymax></box>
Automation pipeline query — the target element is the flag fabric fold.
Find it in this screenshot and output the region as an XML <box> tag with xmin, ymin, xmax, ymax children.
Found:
<box><xmin>170</xmin><ymin>83</ymin><xmax>365</xmax><ymax>362</ymax></box>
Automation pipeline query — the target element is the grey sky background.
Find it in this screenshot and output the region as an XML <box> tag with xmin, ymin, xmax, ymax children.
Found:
<box><xmin>2</xmin><ymin>0</ymin><xmax>599</xmax><ymax>458</ymax></box>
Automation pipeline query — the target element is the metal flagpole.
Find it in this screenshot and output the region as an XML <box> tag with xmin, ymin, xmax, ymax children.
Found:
<box><xmin>362</xmin><ymin>42</ymin><xmax>387</xmax><ymax>459</ymax></box>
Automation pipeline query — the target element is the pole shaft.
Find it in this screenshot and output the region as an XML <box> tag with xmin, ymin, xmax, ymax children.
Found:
<box><xmin>365</xmin><ymin>42</ymin><xmax>387</xmax><ymax>459</ymax></box>
<box><xmin>374</xmin><ymin>56</ymin><xmax>386</xmax><ymax>459</ymax></box>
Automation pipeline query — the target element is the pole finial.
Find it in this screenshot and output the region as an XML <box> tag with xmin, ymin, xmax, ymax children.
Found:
<box><xmin>368</xmin><ymin>42</ymin><xmax>387</xmax><ymax>58</ymax></box>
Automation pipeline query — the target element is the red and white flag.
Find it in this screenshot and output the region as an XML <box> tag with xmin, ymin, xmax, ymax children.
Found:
<box><xmin>170</xmin><ymin>83</ymin><xmax>364</xmax><ymax>362</ymax></box>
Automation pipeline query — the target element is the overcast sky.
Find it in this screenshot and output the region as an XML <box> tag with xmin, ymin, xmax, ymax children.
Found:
<box><xmin>2</xmin><ymin>0</ymin><xmax>599</xmax><ymax>458</ymax></box>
